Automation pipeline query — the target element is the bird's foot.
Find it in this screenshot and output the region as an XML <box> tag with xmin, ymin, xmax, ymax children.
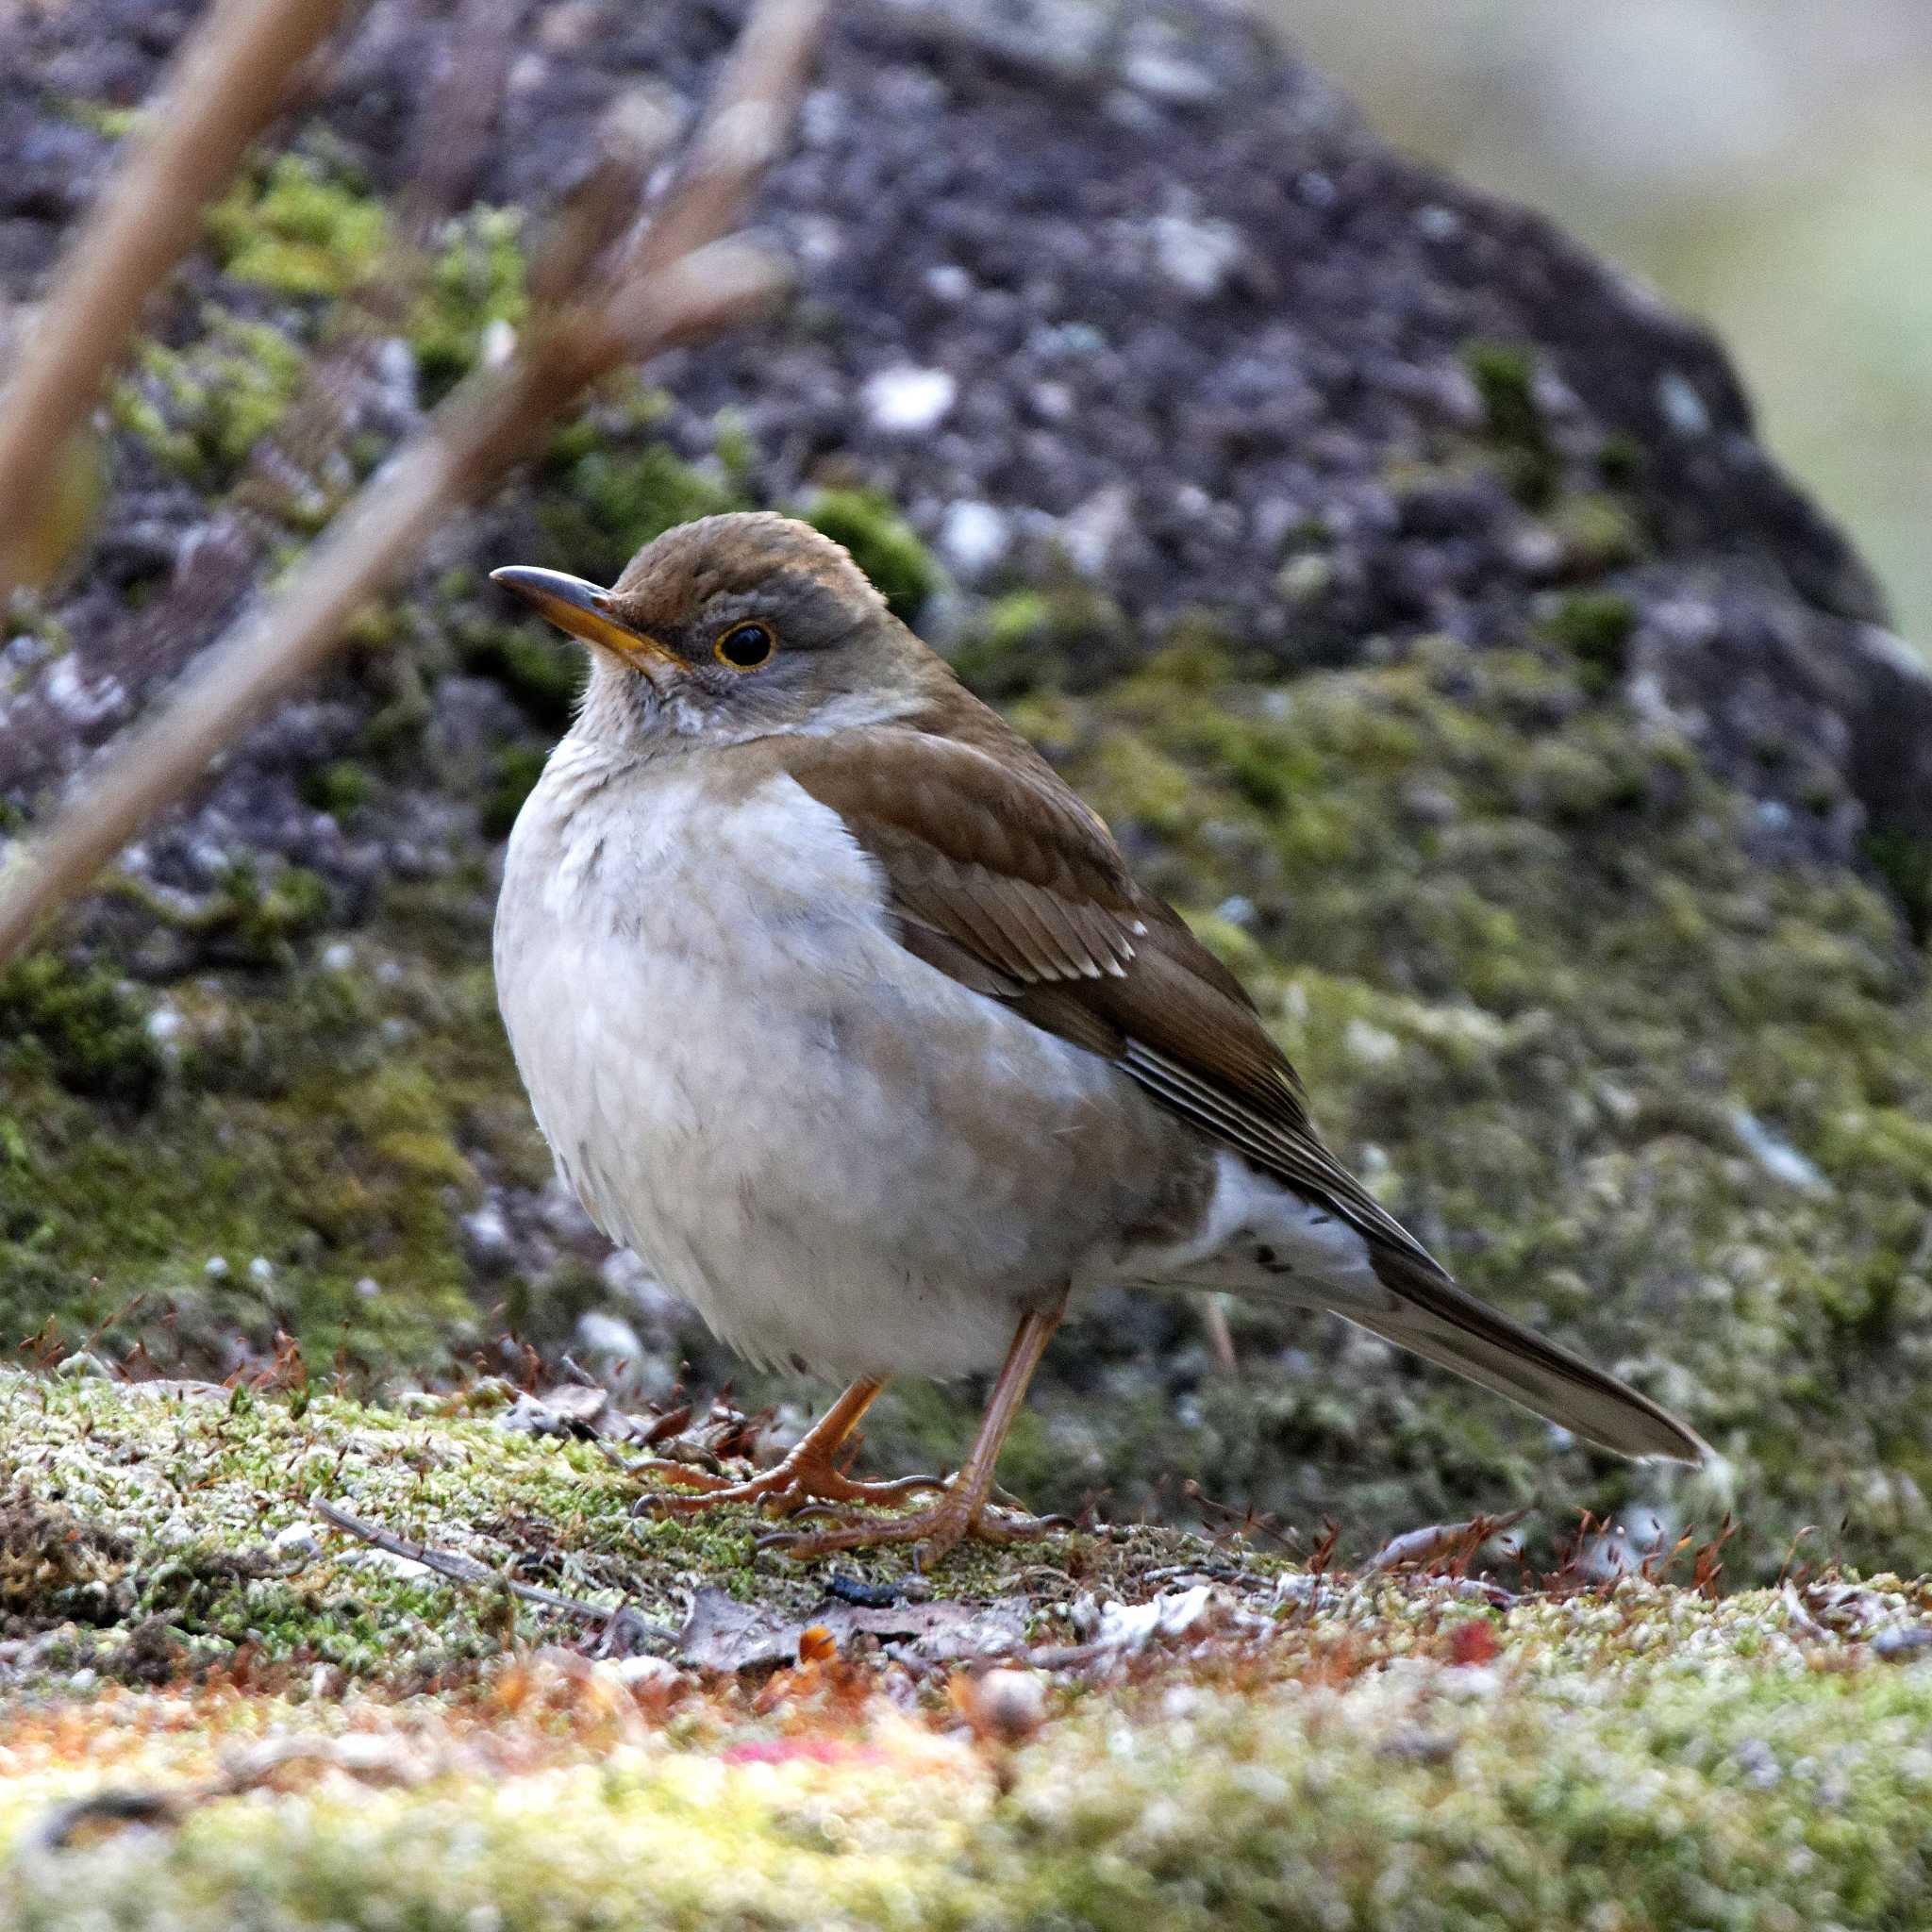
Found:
<box><xmin>754</xmin><ymin>1483</ymin><xmax>1074</xmax><ymax>1566</ymax></box>
<box><xmin>630</xmin><ymin>1446</ymin><xmax>944</xmax><ymax>1521</ymax></box>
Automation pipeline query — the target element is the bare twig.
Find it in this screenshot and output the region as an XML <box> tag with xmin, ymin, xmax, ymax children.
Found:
<box><xmin>649</xmin><ymin>3</ymin><xmax>824</xmax><ymax>262</ymax></box>
<box><xmin>311</xmin><ymin>1497</ymin><xmax>674</xmax><ymax>1645</ymax></box>
<box><xmin>0</xmin><ymin>0</ymin><xmax>350</xmax><ymax>604</ymax></box>
<box><xmin>1366</xmin><ymin>1507</ymin><xmax>1531</xmax><ymax>1575</ymax></box>
<box><xmin>404</xmin><ymin>0</ymin><xmax>525</xmax><ymax>229</ymax></box>
<box><xmin>0</xmin><ymin>0</ymin><xmax>826</xmax><ymax>967</ymax></box>
<box><xmin>1201</xmin><ymin>1294</ymin><xmax>1238</xmax><ymax>1375</ymax></box>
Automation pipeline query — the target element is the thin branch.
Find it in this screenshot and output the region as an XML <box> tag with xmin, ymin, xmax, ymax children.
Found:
<box><xmin>312</xmin><ymin>1497</ymin><xmax>675</xmax><ymax>1644</ymax></box>
<box><xmin>1201</xmin><ymin>1294</ymin><xmax>1238</xmax><ymax>1375</ymax></box>
<box><xmin>0</xmin><ymin>0</ymin><xmax>826</xmax><ymax>967</ymax></box>
<box><xmin>1365</xmin><ymin>1507</ymin><xmax>1532</xmax><ymax>1575</ymax></box>
<box><xmin>403</xmin><ymin>0</ymin><xmax>525</xmax><ymax>230</ymax></box>
<box><xmin>0</xmin><ymin>0</ymin><xmax>350</xmax><ymax>604</ymax></box>
<box><xmin>618</xmin><ymin>0</ymin><xmax>829</xmax><ymax>285</ymax></box>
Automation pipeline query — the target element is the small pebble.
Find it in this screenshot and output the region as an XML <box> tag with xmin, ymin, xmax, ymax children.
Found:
<box><xmin>937</xmin><ymin>500</ymin><xmax>1009</xmax><ymax>578</ymax></box>
<box><xmin>862</xmin><ymin>366</ymin><xmax>957</xmax><ymax>435</ymax></box>
<box><xmin>1150</xmin><ymin>213</ymin><xmax>1242</xmax><ymax>297</ymax></box>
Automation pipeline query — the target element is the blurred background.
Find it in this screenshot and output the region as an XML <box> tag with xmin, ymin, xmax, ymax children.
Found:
<box><xmin>1277</xmin><ymin>0</ymin><xmax>1932</xmax><ymax>653</ymax></box>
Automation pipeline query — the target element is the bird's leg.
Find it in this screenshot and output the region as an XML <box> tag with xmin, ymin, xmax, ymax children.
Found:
<box><xmin>760</xmin><ymin>1299</ymin><xmax>1069</xmax><ymax>1564</ymax></box>
<box><xmin>632</xmin><ymin>1376</ymin><xmax>944</xmax><ymax>1518</ymax></box>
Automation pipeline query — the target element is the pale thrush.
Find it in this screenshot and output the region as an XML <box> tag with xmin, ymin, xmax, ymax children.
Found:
<box><xmin>491</xmin><ymin>512</ymin><xmax>1706</xmax><ymax>1561</ymax></box>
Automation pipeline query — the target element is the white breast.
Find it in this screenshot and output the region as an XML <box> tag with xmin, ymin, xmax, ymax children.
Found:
<box><xmin>492</xmin><ymin>738</ymin><xmax>1174</xmax><ymax>1379</ymax></box>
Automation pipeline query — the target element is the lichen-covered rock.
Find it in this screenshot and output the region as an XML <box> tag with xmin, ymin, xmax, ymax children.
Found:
<box><xmin>0</xmin><ymin>0</ymin><xmax>1928</xmax><ymax>1588</ymax></box>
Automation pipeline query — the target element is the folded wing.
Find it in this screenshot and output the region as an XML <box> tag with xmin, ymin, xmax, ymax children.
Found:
<box><xmin>782</xmin><ymin>720</ymin><xmax>1707</xmax><ymax>1462</ymax></box>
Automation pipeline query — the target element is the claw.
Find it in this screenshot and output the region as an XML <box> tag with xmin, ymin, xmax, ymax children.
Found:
<box><xmin>777</xmin><ymin>1501</ymin><xmax>847</xmax><ymax>1526</ymax></box>
<box><xmin>761</xmin><ymin>1489</ymin><xmax>1072</xmax><ymax>1563</ymax></box>
<box><xmin>619</xmin><ymin>1318</ymin><xmax>1069</xmax><ymax>1573</ymax></box>
<box><xmin>628</xmin><ymin>1442</ymin><xmax>949</xmax><ymax>1524</ymax></box>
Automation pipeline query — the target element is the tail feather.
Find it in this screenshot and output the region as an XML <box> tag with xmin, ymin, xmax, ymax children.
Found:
<box><xmin>1351</xmin><ymin>1245</ymin><xmax>1707</xmax><ymax>1463</ymax></box>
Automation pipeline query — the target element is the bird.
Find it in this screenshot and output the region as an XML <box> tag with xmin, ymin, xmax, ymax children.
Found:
<box><xmin>489</xmin><ymin>511</ymin><xmax>1707</xmax><ymax>1563</ymax></box>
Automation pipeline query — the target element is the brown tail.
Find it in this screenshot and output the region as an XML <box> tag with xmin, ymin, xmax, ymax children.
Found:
<box><xmin>1350</xmin><ymin>1244</ymin><xmax>1708</xmax><ymax>1463</ymax></box>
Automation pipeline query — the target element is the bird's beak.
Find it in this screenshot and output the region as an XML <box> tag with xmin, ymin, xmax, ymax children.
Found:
<box><xmin>489</xmin><ymin>565</ymin><xmax>677</xmax><ymax>667</ymax></box>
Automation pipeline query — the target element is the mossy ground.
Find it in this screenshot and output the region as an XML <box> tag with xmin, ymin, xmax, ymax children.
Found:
<box><xmin>6</xmin><ymin>1372</ymin><xmax>1932</xmax><ymax>1930</ymax></box>
<box><xmin>0</xmin><ymin>924</ymin><xmax>517</xmax><ymax>1382</ymax></box>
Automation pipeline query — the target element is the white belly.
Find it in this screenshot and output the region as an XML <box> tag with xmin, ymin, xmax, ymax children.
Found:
<box><xmin>493</xmin><ymin>741</ymin><xmax>1176</xmax><ymax>1378</ymax></box>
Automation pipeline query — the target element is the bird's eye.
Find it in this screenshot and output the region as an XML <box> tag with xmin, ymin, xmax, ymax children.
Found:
<box><xmin>714</xmin><ymin>621</ymin><xmax>776</xmax><ymax>670</ymax></box>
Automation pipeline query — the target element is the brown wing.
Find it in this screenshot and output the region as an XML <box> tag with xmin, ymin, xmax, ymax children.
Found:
<box><xmin>780</xmin><ymin>724</ymin><xmax>1435</xmax><ymax>1270</ymax></box>
<box><xmin>783</xmin><ymin>722</ymin><xmax>1707</xmax><ymax>1463</ymax></box>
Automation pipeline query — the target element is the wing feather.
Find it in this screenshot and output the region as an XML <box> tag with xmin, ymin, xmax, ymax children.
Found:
<box><xmin>776</xmin><ymin>719</ymin><xmax>1706</xmax><ymax>1464</ymax></box>
<box><xmin>783</xmin><ymin>726</ymin><xmax>1387</xmax><ymax>1234</ymax></box>
<box><xmin>784</xmin><ymin>729</ymin><xmax>1323</xmax><ymax>1160</ymax></box>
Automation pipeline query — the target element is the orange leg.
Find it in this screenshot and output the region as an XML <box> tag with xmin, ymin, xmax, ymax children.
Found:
<box><xmin>760</xmin><ymin>1301</ymin><xmax>1070</xmax><ymax>1566</ymax></box>
<box><xmin>633</xmin><ymin>1376</ymin><xmax>943</xmax><ymax>1519</ymax></box>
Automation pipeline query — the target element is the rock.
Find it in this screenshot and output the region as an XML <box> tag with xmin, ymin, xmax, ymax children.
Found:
<box><xmin>272</xmin><ymin>1521</ymin><xmax>323</xmax><ymax>1561</ymax></box>
<box><xmin>1148</xmin><ymin>212</ymin><xmax>1244</xmax><ymax>298</ymax></box>
<box><xmin>0</xmin><ymin>0</ymin><xmax>1927</xmax><ymax>1582</ymax></box>
<box><xmin>575</xmin><ymin>1310</ymin><xmax>643</xmax><ymax>1361</ymax></box>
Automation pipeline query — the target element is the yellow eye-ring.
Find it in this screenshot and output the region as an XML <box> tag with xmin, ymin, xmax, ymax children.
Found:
<box><xmin>714</xmin><ymin>621</ymin><xmax>776</xmax><ymax>670</ymax></box>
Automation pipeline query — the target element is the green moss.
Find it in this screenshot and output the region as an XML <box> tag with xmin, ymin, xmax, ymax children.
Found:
<box><xmin>201</xmin><ymin>860</ymin><xmax>333</xmax><ymax>970</ymax></box>
<box><xmin>342</xmin><ymin>597</ymin><xmax>405</xmax><ymax>653</ymax></box>
<box><xmin>1465</xmin><ymin>341</ymin><xmax>1541</xmax><ymax>447</ymax></box>
<box><xmin>0</xmin><ymin>918</ymin><xmax>527</xmax><ymax>1377</ymax></box>
<box><xmin>408</xmin><ymin>207</ymin><xmax>528</xmax><ymax>404</ymax></box>
<box><xmin>206</xmin><ymin>152</ymin><xmax>388</xmax><ymax>297</ymax></box>
<box><xmin>11</xmin><ymin>1652</ymin><xmax>1932</xmax><ymax>1932</ymax></box>
<box><xmin>951</xmin><ymin>582</ymin><xmax>1131</xmax><ymax>698</ymax></box>
<box><xmin>1541</xmin><ymin>590</ymin><xmax>1639</xmax><ymax>691</ymax></box>
<box><xmin>0</xmin><ymin>1375</ymin><xmax>640</xmax><ymax>1668</ymax></box>
<box><xmin>712</xmin><ymin>410</ymin><xmax>757</xmax><ymax>488</ymax></box>
<box><xmin>951</xmin><ymin>590</ymin><xmax>1054</xmax><ymax>695</ymax></box>
<box><xmin>987</xmin><ymin>589</ymin><xmax>1053</xmax><ymax>642</ymax></box>
<box><xmin>457</xmin><ymin>619</ymin><xmax>583</xmax><ymax>730</ymax></box>
<box><xmin>299</xmin><ymin>760</ymin><xmax>372</xmax><ymax>820</ymax></box>
<box><xmin>803</xmin><ymin>490</ymin><xmax>941</xmax><ymax>625</ymax></box>
<box><xmin>49</xmin><ymin>96</ymin><xmax>142</xmax><ymax>140</ymax></box>
<box><xmin>111</xmin><ymin>316</ymin><xmax>306</xmax><ymax>492</ymax></box>
<box><xmin>0</xmin><ymin>953</ymin><xmax>162</xmax><ymax>1108</ymax></box>
<box><xmin>3</xmin><ymin>1380</ymin><xmax>1932</xmax><ymax>1932</ymax></box>
<box><xmin>483</xmin><ymin>745</ymin><xmax>549</xmax><ymax>839</ymax></box>
<box><xmin>1597</xmin><ymin>431</ymin><xmax>1645</xmax><ymax>485</ymax></box>
<box><xmin>1862</xmin><ymin>825</ymin><xmax>1932</xmax><ymax>944</ymax></box>
<box><xmin>0</xmin><ymin>1372</ymin><xmax>1204</xmax><ymax>1673</ymax></box>
<box><xmin>1464</xmin><ymin>338</ymin><xmax>1558</xmax><ymax>507</ymax></box>
<box><xmin>1551</xmin><ymin>491</ymin><xmax>1645</xmax><ymax>571</ymax></box>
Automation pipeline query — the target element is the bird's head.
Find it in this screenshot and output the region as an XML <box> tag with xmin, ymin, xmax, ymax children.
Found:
<box><xmin>491</xmin><ymin>511</ymin><xmax>945</xmax><ymax>747</ymax></box>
